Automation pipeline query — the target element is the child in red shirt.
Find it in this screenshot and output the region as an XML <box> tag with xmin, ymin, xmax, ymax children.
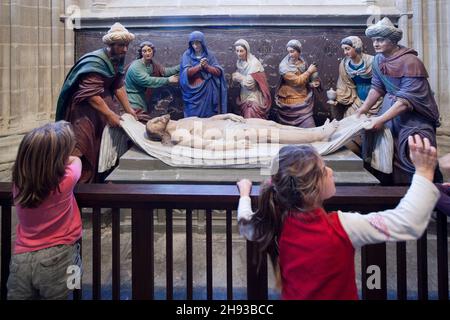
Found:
<box><xmin>7</xmin><ymin>121</ymin><xmax>82</xmax><ymax>300</ymax></box>
<box><xmin>237</xmin><ymin>135</ymin><xmax>439</xmax><ymax>299</ymax></box>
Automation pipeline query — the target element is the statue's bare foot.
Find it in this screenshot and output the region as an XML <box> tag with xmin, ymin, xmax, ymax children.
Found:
<box><xmin>320</xmin><ymin>119</ymin><xmax>338</xmax><ymax>141</ymax></box>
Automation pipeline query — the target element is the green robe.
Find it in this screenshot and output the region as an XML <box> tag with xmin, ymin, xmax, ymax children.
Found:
<box><xmin>56</xmin><ymin>48</ymin><xmax>124</xmax><ymax>121</ymax></box>
<box><xmin>125</xmin><ymin>59</ymin><xmax>180</xmax><ymax>111</ymax></box>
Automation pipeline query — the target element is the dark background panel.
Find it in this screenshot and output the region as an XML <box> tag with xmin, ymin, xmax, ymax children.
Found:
<box><xmin>75</xmin><ymin>27</ymin><xmax>374</xmax><ymax>124</ymax></box>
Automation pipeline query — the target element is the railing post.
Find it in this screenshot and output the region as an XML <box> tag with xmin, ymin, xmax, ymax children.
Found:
<box><xmin>436</xmin><ymin>209</ymin><xmax>449</xmax><ymax>300</ymax></box>
<box><xmin>1</xmin><ymin>206</ymin><xmax>12</xmax><ymax>300</ymax></box>
<box><xmin>246</xmin><ymin>241</ymin><xmax>268</xmax><ymax>300</ymax></box>
<box><xmin>361</xmin><ymin>243</ymin><xmax>387</xmax><ymax>300</ymax></box>
<box><xmin>132</xmin><ymin>207</ymin><xmax>154</xmax><ymax>300</ymax></box>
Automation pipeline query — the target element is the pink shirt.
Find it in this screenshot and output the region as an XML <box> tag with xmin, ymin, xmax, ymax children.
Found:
<box><xmin>13</xmin><ymin>161</ymin><xmax>82</xmax><ymax>254</ymax></box>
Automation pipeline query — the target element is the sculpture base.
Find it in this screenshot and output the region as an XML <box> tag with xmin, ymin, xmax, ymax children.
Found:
<box><xmin>106</xmin><ymin>146</ymin><xmax>379</xmax><ymax>185</ymax></box>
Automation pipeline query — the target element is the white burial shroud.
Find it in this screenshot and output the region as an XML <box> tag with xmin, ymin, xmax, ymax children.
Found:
<box><xmin>99</xmin><ymin>113</ymin><xmax>393</xmax><ymax>173</ymax></box>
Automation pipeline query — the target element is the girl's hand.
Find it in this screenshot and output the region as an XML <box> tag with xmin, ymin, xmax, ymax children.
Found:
<box><xmin>408</xmin><ymin>134</ymin><xmax>437</xmax><ymax>182</ymax></box>
<box><xmin>237</xmin><ymin>179</ymin><xmax>252</xmax><ymax>197</ymax></box>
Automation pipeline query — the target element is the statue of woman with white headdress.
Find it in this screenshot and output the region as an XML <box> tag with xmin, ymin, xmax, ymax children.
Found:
<box><xmin>335</xmin><ymin>36</ymin><xmax>382</xmax><ymax>118</ymax></box>
<box><xmin>231</xmin><ymin>39</ymin><xmax>272</xmax><ymax>119</ymax></box>
<box><xmin>274</xmin><ymin>39</ymin><xmax>320</xmax><ymax>128</ymax></box>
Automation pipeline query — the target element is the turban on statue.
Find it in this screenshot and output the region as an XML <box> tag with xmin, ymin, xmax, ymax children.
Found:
<box><xmin>340</xmin><ymin>36</ymin><xmax>363</xmax><ymax>53</ymax></box>
<box><xmin>102</xmin><ymin>22</ymin><xmax>135</xmax><ymax>45</ymax></box>
<box><xmin>365</xmin><ymin>17</ymin><xmax>403</xmax><ymax>44</ymax></box>
<box><xmin>286</xmin><ymin>39</ymin><xmax>302</xmax><ymax>53</ymax></box>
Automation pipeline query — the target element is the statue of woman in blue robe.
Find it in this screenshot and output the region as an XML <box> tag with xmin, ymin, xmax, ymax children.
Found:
<box><xmin>180</xmin><ymin>31</ymin><xmax>227</xmax><ymax>118</ymax></box>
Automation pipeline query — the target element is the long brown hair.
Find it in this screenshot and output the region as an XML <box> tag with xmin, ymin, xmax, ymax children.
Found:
<box><xmin>251</xmin><ymin>145</ymin><xmax>326</xmax><ymax>285</ymax></box>
<box><xmin>12</xmin><ymin>121</ymin><xmax>75</xmax><ymax>208</ymax></box>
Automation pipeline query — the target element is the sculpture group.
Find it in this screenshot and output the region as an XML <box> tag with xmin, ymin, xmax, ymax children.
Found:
<box><xmin>55</xmin><ymin>17</ymin><xmax>442</xmax><ymax>185</ymax></box>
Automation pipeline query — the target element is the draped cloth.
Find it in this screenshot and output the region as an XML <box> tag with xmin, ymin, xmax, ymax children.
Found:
<box><xmin>99</xmin><ymin>114</ymin><xmax>391</xmax><ymax>172</ymax></box>
<box><xmin>275</xmin><ymin>55</ymin><xmax>315</xmax><ymax>128</ymax></box>
<box><xmin>234</xmin><ymin>40</ymin><xmax>272</xmax><ymax>119</ymax></box>
<box><xmin>55</xmin><ymin>48</ymin><xmax>125</xmax><ymax>183</ymax></box>
<box><xmin>371</xmin><ymin>46</ymin><xmax>441</xmax><ymax>184</ymax></box>
<box><xmin>180</xmin><ymin>31</ymin><xmax>227</xmax><ymax>117</ymax></box>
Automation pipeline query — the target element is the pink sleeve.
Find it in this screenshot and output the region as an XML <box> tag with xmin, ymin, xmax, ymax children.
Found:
<box><xmin>64</xmin><ymin>161</ymin><xmax>82</xmax><ymax>190</ymax></box>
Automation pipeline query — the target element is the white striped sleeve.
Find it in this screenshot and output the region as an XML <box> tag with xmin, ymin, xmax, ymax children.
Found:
<box><xmin>237</xmin><ymin>196</ymin><xmax>256</xmax><ymax>241</ymax></box>
<box><xmin>338</xmin><ymin>174</ymin><xmax>440</xmax><ymax>248</ymax></box>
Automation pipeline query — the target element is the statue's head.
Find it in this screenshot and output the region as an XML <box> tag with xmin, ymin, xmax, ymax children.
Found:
<box><xmin>102</xmin><ymin>23</ymin><xmax>135</xmax><ymax>62</ymax></box>
<box><xmin>234</xmin><ymin>39</ymin><xmax>250</xmax><ymax>61</ymax></box>
<box><xmin>286</xmin><ymin>39</ymin><xmax>302</xmax><ymax>60</ymax></box>
<box><xmin>189</xmin><ymin>31</ymin><xmax>206</xmax><ymax>55</ymax></box>
<box><xmin>365</xmin><ymin>17</ymin><xmax>402</xmax><ymax>54</ymax></box>
<box><xmin>340</xmin><ymin>36</ymin><xmax>363</xmax><ymax>58</ymax></box>
<box><xmin>146</xmin><ymin>114</ymin><xmax>171</xmax><ymax>143</ymax></box>
<box><xmin>137</xmin><ymin>41</ymin><xmax>155</xmax><ymax>61</ymax></box>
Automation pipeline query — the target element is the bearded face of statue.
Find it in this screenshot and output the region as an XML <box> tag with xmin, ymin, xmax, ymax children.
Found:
<box><xmin>108</xmin><ymin>42</ymin><xmax>129</xmax><ymax>62</ymax></box>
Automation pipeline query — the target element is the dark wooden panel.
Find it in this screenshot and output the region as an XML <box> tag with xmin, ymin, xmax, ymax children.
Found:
<box><xmin>75</xmin><ymin>26</ymin><xmax>374</xmax><ymax>123</ymax></box>
<box><xmin>361</xmin><ymin>243</ymin><xmax>387</xmax><ymax>300</ymax></box>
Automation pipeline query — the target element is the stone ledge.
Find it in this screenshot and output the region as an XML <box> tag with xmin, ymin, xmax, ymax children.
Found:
<box><xmin>66</xmin><ymin>12</ymin><xmax>402</xmax><ymax>29</ymax></box>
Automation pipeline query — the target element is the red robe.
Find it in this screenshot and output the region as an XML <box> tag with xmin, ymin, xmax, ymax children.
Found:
<box><xmin>236</xmin><ymin>71</ymin><xmax>272</xmax><ymax>119</ymax></box>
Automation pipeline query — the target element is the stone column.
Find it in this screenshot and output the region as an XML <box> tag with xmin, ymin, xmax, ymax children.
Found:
<box><xmin>0</xmin><ymin>1</ymin><xmax>11</xmax><ymax>134</ymax></box>
<box><xmin>0</xmin><ymin>0</ymin><xmax>76</xmax><ymax>181</ymax></box>
<box><xmin>436</xmin><ymin>0</ymin><xmax>450</xmax><ymax>155</ymax></box>
<box><xmin>406</xmin><ymin>0</ymin><xmax>450</xmax><ymax>155</ymax></box>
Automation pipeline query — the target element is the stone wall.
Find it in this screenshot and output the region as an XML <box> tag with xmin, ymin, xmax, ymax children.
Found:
<box><xmin>0</xmin><ymin>0</ymin><xmax>77</xmax><ymax>181</ymax></box>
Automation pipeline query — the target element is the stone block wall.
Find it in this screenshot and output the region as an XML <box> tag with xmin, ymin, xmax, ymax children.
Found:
<box><xmin>0</xmin><ymin>0</ymin><xmax>76</xmax><ymax>181</ymax></box>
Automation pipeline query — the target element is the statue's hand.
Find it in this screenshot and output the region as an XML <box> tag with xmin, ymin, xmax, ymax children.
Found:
<box><xmin>228</xmin><ymin>114</ymin><xmax>245</xmax><ymax>123</ymax></box>
<box><xmin>200</xmin><ymin>58</ymin><xmax>208</xmax><ymax>69</ymax></box>
<box><xmin>168</xmin><ymin>75</ymin><xmax>179</xmax><ymax>84</ymax></box>
<box><xmin>364</xmin><ymin>116</ymin><xmax>385</xmax><ymax>131</ymax></box>
<box><xmin>125</xmin><ymin>108</ymin><xmax>138</xmax><ymax>120</ymax></box>
<box><xmin>307</xmin><ymin>64</ymin><xmax>318</xmax><ymax>74</ymax></box>
<box><xmin>106</xmin><ymin>112</ymin><xmax>122</xmax><ymax>127</ymax></box>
